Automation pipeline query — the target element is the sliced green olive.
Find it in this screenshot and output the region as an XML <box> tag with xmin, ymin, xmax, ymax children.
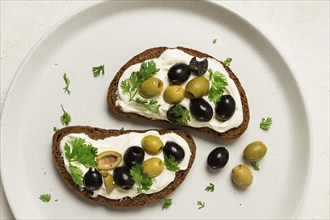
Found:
<box><xmin>96</xmin><ymin>150</ymin><xmax>122</xmax><ymax>170</ymax></box>
<box><xmin>100</xmin><ymin>171</ymin><xmax>115</xmax><ymax>194</ymax></box>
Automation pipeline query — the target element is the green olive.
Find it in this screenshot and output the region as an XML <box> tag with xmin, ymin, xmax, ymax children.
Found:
<box><xmin>243</xmin><ymin>141</ymin><xmax>267</xmax><ymax>161</ymax></box>
<box><xmin>185</xmin><ymin>76</ymin><xmax>209</xmax><ymax>99</ymax></box>
<box><xmin>142</xmin><ymin>157</ymin><xmax>164</xmax><ymax>177</ymax></box>
<box><xmin>100</xmin><ymin>171</ymin><xmax>115</xmax><ymax>194</ymax></box>
<box><xmin>231</xmin><ymin>164</ymin><xmax>253</xmax><ymax>188</ymax></box>
<box><xmin>96</xmin><ymin>150</ymin><xmax>122</xmax><ymax>170</ymax></box>
<box><xmin>141</xmin><ymin>135</ymin><xmax>164</xmax><ymax>155</ymax></box>
<box><xmin>139</xmin><ymin>77</ymin><xmax>164</xmax><ymax>98</ymax></box>
<box><xmin>163</xmin><ymin>85</ymin><xmax>184</xmax><ymax>104</ymax></box>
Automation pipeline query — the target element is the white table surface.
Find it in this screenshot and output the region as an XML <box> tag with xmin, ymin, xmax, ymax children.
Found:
<box><xmin>1</xmin><ymin>1</ymin><xmax>329</xmax><ymax>219</ymax></box>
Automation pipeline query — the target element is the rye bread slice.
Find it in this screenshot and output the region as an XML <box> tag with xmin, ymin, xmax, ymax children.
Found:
<box><xmin>52</xmin><ymin>126</ymin><xmax>196</xmax><ymax>208</ymax></box>
<box><xmin>107</xmin><ymin>46</ymin><xmax>250</xmax><ymax>140</ymax></box>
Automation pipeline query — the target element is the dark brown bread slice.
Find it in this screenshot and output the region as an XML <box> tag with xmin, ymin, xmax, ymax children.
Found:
<box><xmin>107</xmin><ymin>46</ymin><xmax>250</xmax><ymax>140</ymax></box>
<box><xmin>52</xmin><ymin>126</ymin><xmax>196</xmax><ymax>208</ymax></box>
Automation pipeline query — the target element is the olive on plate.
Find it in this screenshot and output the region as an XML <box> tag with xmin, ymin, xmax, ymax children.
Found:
<box><xmin>163</xmin><ymin>141</ymin><xmax>185</xmax><ymax>162</ymax></box>
<box><xmin>83</xmin><ymin>168</ymin><xmax>103</xmax><ymax>191</ymax></box>
<box><xmin>189</xmin><ymin>57</ymin><xmax>208</xmax><ymax>76</ymax></box>
<box><xmin>215</xmin><ymin>95</ymin><xmax>236</xmax><ymax>121</ymax></box>
<box><xmin>113</xmin><ymin>166</ymin><xmax>135</xmax><ymax>190</ymax></box>
<box><xmin>231</xmin><ymin>164</ymin><xmax>253</xmax><ymax>188</ymax></box>
<box><xmin>168</xmin><ymin>63</ymin><xmax>191</xmax><ymax>85</ymax></box>
<box><xmin>189</xmin><ymin>98</ymin><xmax>213</xmax><ymax>122</ymax></box>
<box><xmin>207</xmin><ymin>147</ymin><xmax>229</xmax><ymax>169</ymax></box>
<box><xmin>243</xmin><ymin>141</ymin><xmax>267</xmax><ymax>161</ymax></box>
<box><xmin>124</xmin><ymin>146</ymin><xmax>145</xmax><ymax>168</ymax></box>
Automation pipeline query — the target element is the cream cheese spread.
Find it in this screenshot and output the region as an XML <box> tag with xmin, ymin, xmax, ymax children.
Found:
<box><xmin>60</xmin><ymin>130</ymin><xmax>191</xmax><ymax>199</ymax></box>
<box><xmin>116</xmin><ymin>49</ymin><xmax>243</xmax><ymax>133</ymax></box>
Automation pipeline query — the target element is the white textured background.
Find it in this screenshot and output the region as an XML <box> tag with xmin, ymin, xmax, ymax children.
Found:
<box><xmin>1</xmin><ymin>1</ymin><xmax>329</xmax><ymax>219</ymax></box>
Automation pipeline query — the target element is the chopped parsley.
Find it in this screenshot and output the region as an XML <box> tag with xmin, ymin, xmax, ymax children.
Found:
<box><xmin>197</xmin><ymin>201</ymin><xmax>205</xmax><ymax>209</ymax></box>
<box><xmin>134</xmin><ymin>97</ymin><xmax>160</xmax><ymax>113</ymax></box>
<box><xmin>207</xmin><ymin>69</ymin><xmax>228</xmax><ymax>103</ymax></box>
<box><xmin>164</xmin><ymin>155</ymin><xmax>180</xmax><ymax>172</ymax></box>
<box><xmin>60</xmin><ymin>104</ymin><xmax>71</xmax><ymax>126</ymax></box>
<box><xmin>92</xmin><ymin>65</ymin><xmax>105</xmax><ymax>77</ymax></box>
<box><xmin>223</xmin><ymin>57</ymin><xmax>233</xmax><ymax>66</ymax></box>
<box><xmin>251</xmin><ymin>161</ymin><xmax>260</xmax><ymax>171</ymax></box>
<box><xmin>53</xmin><ymin>127</ymin><xmax>58</xmax><ymax>132</ymax></box>
<box><xmin>260</xmin><ymin>117</ymin><xmax>272</xmax><ymax>130</ymax></box>
<box><xmin>130</xmin><ymin>164</ymin><xmax>153</xmax><ymax>193</ymax></box>
<box><xmin>169</xmin><ymin>104</ymin><xmax>190</xmax><ymax>126</ymax></box>
<box><xmin>62</xmin><ymin>73</ymin><xmax>71</xmax><ymax>94</ymax></box>
<box><xmin>39</xmin><ymin>194</ymin><xmax>51</xmax><ymax>202</ymax></box>
<box><xmin>212</xmin><ymin>38</ymin><xmax>217</xmax><ymax>44</ymax></box>
<box><xmin>162</xmin><ymin>198</ymin><xmax>173</xmax><ymax>210</ymax></box>
<box><xmin>205</xmin><ymin>183</ymin><xmax>215</xmax><ymax>192</ymax></box>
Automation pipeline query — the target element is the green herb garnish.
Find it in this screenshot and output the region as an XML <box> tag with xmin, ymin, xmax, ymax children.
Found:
<box><xmin>169</xmin><ymin>104</ymin><xmax>190</xmax><ymax>126</ymax></box>
<box><xmin>130</xmin><ymin>164</ymin><xmax>153</xmax><ymax>193</ymax></box>
<box><xmin>92</xmin><ymin>65</ymin><xmax>105</xmax><ymax>77</ymax></box>
<box><xmin>64</xmin><ymin>138</ymin><xmax>98</xmax><ymax>186</ymax></box>
<box><xmin>62</xmin><ymin>73</ymin><xmax>71</xmax><ymax>94</ymax></box>
<box><xmin>162</xmin><ymin>198</ymin><xmax>173</xmax><ymax>210</ymax></box>
<box><xmin>60</xmin><ymin>104</ymin><xmax>71</xmax><ymax>126</ymax></box>
<box><xmin>207</xmin><ymin>69</ymin><xmax>228</xmax><ymax>103</ymax></box>
<box><xmin>260</xmin><ymin>117</ymin><xmax>272</xmax><ymax>130</ymax></box>
<box><xmin>164</xmin><ymin>155</ymin><xmax>180</xmax><ymax>172</ymax></box>
<box><xmin>120</xmin><ymin>127</ymin><xmax>125</xmax><ymax>131</ymax></box>
<box><xmin>134</xmin><ymin>97</ymin><xmax>160</xmax><ymax>113</ymax></box>
<box><xmin>53</xmin><ymin>127</ymin><xmax>58</xmax><ymax>132</ymax></box>
<box><xmin>251</xmin><ymin>161</ymin><xmax>260</xmax><ymax>171</ymax></box>
<box><xmin>223</xmin><ymin>57</ymin><xmax>233</xmax><ymax>66</ymax></box>
<box><xmin>39</xmin><ymin>194</ymin><xmax>51</xmax><ymax>202</ymax></box>
<box><xmin>197</xmin><ymin>201</ymin><xmax>205</xmax><ymax>209</ymax></box>
<box><xmin>205</xmin><ymin>183</ymin><xmax>215</xmax><ymax>192</ymax></box>
<box><xmin>212</xmin><ymin>39</ymin><xmax>217</xmax><ymax>44</ymax></box>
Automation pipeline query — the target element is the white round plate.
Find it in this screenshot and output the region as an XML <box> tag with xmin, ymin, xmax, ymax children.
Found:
<box><xmin>1</xmin><ymin>1</ymin><xmax>312</xmax><ymax>219</ymax></box>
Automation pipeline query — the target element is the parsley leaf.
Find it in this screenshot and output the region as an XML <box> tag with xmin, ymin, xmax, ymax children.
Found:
<box><xmin>207</xmin><ymin>69</ymin><xmax>228</xmax><ymax>103</ymax></box>
<box><xmin>251</xmin><ymin>161</ymin><xmax>260</xmax><ymax>171</ymax></box>
<box><xmin>260</xmin><ymin>117</ymin><xmax>272</xmax><ymax>130</ymax></box>
<box><xmin>39</xmin><ymin>194</ymin><xmax>51</xmax><ymax>202</ymax></box>
<box><xmin>134</xmin><ymin>97</ymin><xmax>160</xmax><ymax>113</ymax></box>
<box><xmin>164</xmin><ymin>155</ymin><xmax>180</xmax><ymax>172</ymax></box>
<box><xmin>120</xmin><ymin>60</ymin><xmax>159</xmax><ymax>102</ymax></box>
<box><xmin>64</xmin><ymin>138</ymin><xmax>97</xmax><ymax>168</ymax></box>
<box><xmin>53</xmin><ymin>127</ymin><xmax>58</xmax><ymax>132</ymax></box>
<box><xmin>205</xmin><ymin>183</ymin><xmax>215</xmax><ymax>192</ymax></box>
<box><xmin>162</xmin><ymin>198</ymin><xmax>173</xmax><ymax>210</ymax></box>
<box><xmin>62</xmin><ymin>73</ymin><xmax>71</xmax><ymax>94</ymax></box>
<box><xmin>69</xmin><ymin>164</ymin><xmax>83</xmax><ymax>186</ymax></box>
<box><xmin>212</xmin><ymin>38</ymin><xmax>217</xmax><ymax>44</ymax></box>
<box><xmin>60</xmin><ymin>104</ymin><xmax>71</xmax><ymax>126</ymax></box>
<box><xmin>130</xmin><ymin>164</ymin><xmax>153</xmax><ymax>193</ymax></box>
<box><xmin>92</xmin><ymin>65</ymin><xmax>105</xmax><ymax>77</ymax></box>
<box><xmin>197</xmin><ymin>201</ymin><xmax>205</xmax><ymax>209</ymax></box>
<box><xmin>169</xmin><ymin>104</ymin><xmax>190</xmax><ymax>126</ymax></box>
<box><xmin>223</xmin><ymin>57</ymin><xmax>233</xmax><ymax>66</ymax></box>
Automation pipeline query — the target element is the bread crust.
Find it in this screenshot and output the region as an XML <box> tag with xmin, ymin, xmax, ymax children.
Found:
<box><xmin>107</xmin><ymin>46</ymin><xmax>249</xmax><ymax>140</ymax></box>
<box><xmin>52</xmin><ymin>126</ymin><xmax>196</xmax><ymax>208</ymax></box>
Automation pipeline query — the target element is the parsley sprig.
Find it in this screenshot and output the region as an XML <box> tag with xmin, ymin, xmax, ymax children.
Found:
<box><xmin>64</xmin><ymin>138</ymin><xmax>98</xmax><ymax>186</ymax></box>
<box><xmin>164</xmin><ymin>155</ymin><xmax>180</xmax><ymax>172</ymax></box>
<box><xmin>120</xmin><ymin>61</ymin><xmax>160</xmax><ymax>113</ymax></box>
<box><xmin>60</xmin><ymin>104</ymin><xmax>71</xmax><ymax>126</ymax></box>
<box><xmin>39</xmin><ymin>194</ymin><xmax>51</xmax><ymax>202</ymax></box>
<box><xmin>92</xmin><ymin>65</ymin><xmax>105</xmax><ymax>77</ymax></box>
<box><xmin>197</xmin><ymin>201</ymin><xmax>205</xmax><ymax>209</ymax></box>
<box><xmin>207</xmin><ymin>69</ymin><xmax>228</xmax><ymax>103</ymax></box>
<box><xmin>251</xmin><ymin>161</ymin><xmax>260</xmax><ymax>171</ymax></box>
<box><xmin>205</xmin><ymin>183</ymin><xmax>215</xmax><ymax>192</ymax></box>
<box><xmin>62</xmin><ymin>73</ymin><xmax>71</xmax><ymax>94</ymax></box>
<box><xmin>223</xmin><ymin>57</ymin><xmax>233</xmax><ymax>66</ymax></box>
<box><xmin>162</xmin><ymin>198</ymin><xmax>173</xmax><ymax>210</ymax></box>
<box><xmin>169</xmin><ymin>104</ymin><xmax>190</xmax><ymax>126</ymax></box>
<box><xmin>130</xmin><ymin>164</ymin><xmax>153</xmax><ymax>193</ymax></box>
<box><xmin>260</xmin><ymin>117</ymin><xmax>272</xmax><ymax>130</ymax></box>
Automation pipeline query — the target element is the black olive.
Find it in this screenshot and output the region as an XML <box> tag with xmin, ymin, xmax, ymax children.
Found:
<box><xmin>168</xmin><ymin>63</ymin><xmax>191</xmax><ymax>85</ymax></box>
<box><xmin>124</xmin><ymin>146</ymin><xmax>145</xmax><ymax>168</ymax></box>
<box><xmin>166</xmin><ymin>104</ymin><xmax>189</xmax><ymax>124</ymax></box>
<box><xmin>207</xmin><ymin>147</ymin><xmax>229</xmax><ymax>169</ymax></box>
<box><xmin>189</xmin><ymin>57</ymin><xmax>208</xmax><ymax>76</ymax></box>
<box><xmin>189</xmin><ymin>98</ymin><xmax>213</xmax><ymax>122</ymax></box>
<box><xmin>163</xmin><ymin>142</ymin><xmax>185</xmax><ymax>162</ymax></box>
<box><xmin>113</xmin><ymin>166</ymin><xmax>135</xmax><ymax>190</ymax></box>
<box><xmin>215</xmin><ymin>95</ymin><xmax>236</xmax><ymax>121</ymax></box>
<box><xmin>83</xmin><ymin>168</ymin><xmax>103</xmax><ymax>191</ymax></box>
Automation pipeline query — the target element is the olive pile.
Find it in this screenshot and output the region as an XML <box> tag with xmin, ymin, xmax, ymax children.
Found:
<box><xmin>82</xmin><ymin>135</ymin><xmax>185</xmax><ymax>193</ymax></box>
<box><xmin>165</xmin><ymin>57</ymin><xmax>236</xmax><ymax>124</ymax></box>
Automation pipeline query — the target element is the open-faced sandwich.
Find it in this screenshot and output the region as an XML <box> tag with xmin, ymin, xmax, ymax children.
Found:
<box><xmin>52</xmin><ymin>126</ymin><xmax>196</xmax><ymax>207</ymax></box>
<box><xmin>107</xmin><ymin>46</ymin><xmax>249</xmax><ymax>140</ymax></box>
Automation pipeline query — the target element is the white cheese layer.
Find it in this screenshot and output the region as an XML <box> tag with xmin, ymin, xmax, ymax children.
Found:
<box><xmin>116</xmin><ymin>49</ymin><xmax>243</xmax><ymax>133</ymax></box>
<box><xmin>60</xmin><ymin>131</ymin><xmax>191</xmax><ymax>199</ymax></box>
